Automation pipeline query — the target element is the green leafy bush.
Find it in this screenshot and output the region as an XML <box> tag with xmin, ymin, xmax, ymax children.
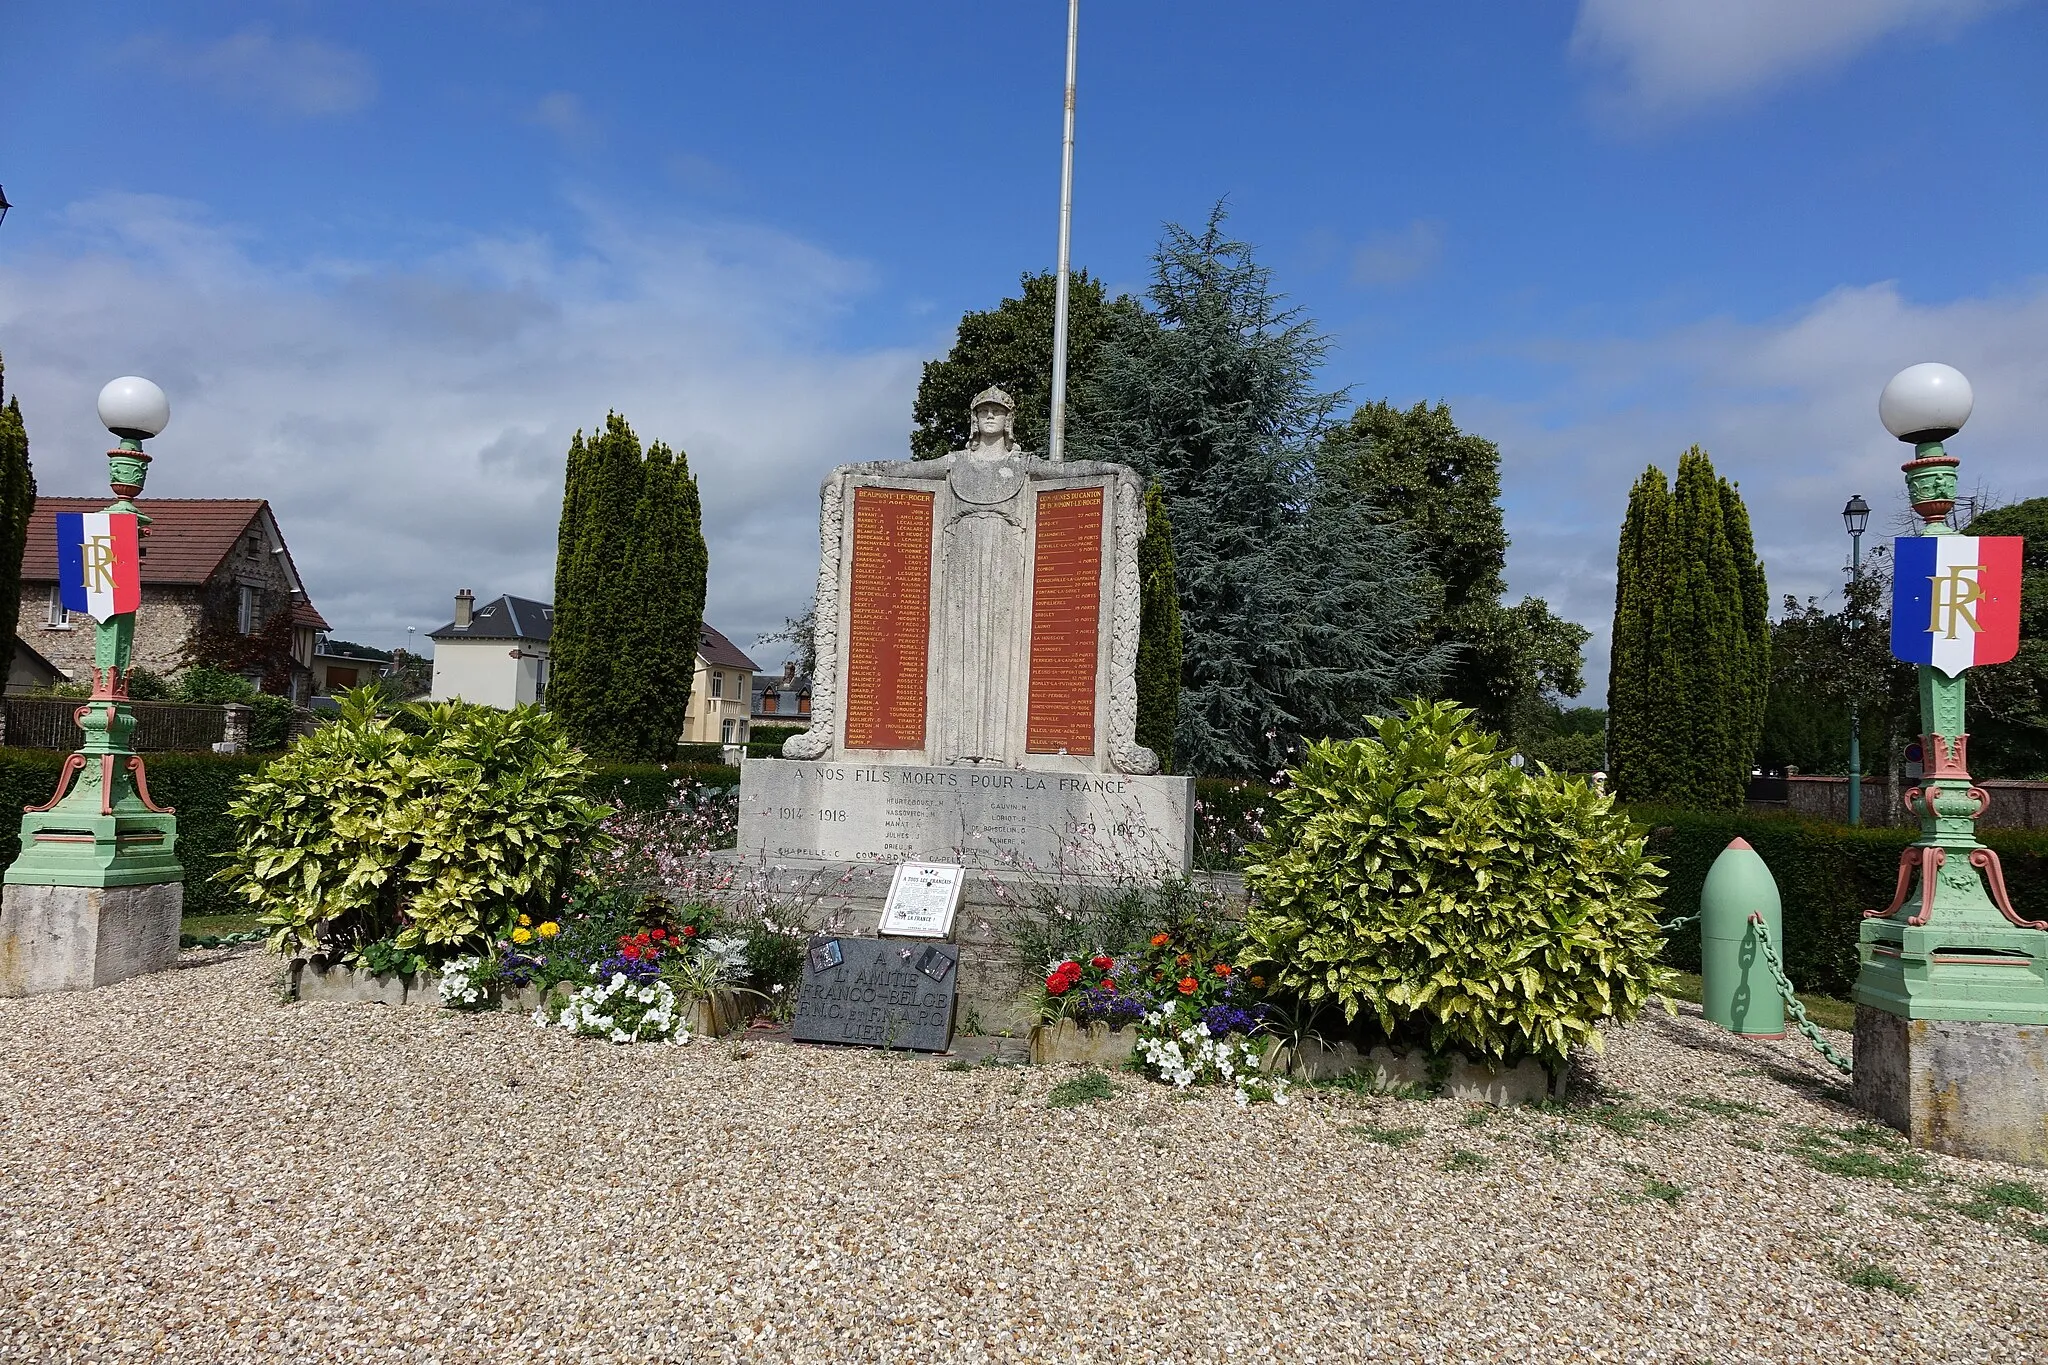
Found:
<box><xmin>221</xmin><ymin>690</ymin><xmax>612</xmax><ymax>957</ymax></box>
<box><xmin>1243</xmin><ymin>699</ymin><xmax>1667</xmax><ymax>1068</ymax></box>
<box><xmin>174</xmin><ymin>666</ymin><xmax>254</xmax><ymax>704</ymax></box>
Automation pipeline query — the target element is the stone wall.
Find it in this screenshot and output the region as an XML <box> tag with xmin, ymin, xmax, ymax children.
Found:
<box><xmin>19</xmin><ymin>584</ymin><xmax>206</xmax><ymax>680</ymax></box>
<box><xmin>1761</xmin><ymin>775</ymin><xmax>2048</xmax><ymax>830</ymax></box>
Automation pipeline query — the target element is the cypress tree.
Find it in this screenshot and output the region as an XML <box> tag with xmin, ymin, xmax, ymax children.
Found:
<box><xmin>1607</xmin><ymin>448</ymin><xmax>1768</xmax><ymax>810</ymax></box>
<box><xmin>549</xmin><ymin>414</ymin><xmax>648</xmax><ymax>757</ymax></box>
<box><xmin>0</xmin><ymin>356</ymin><xmax>34</xmax><ymax>689</ymax></box>
<box><xmin>609</xmin><ymin>441</ymin><xmax>708</xmax><ymax>759</ymax></box>
<box><xmin>1135</xmin><ymin>481</ymin><xmax>1181</xmax><ymax>770</ymax></box>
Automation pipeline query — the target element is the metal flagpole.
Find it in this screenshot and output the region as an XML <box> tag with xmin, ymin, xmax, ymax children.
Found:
<box><xmin>1048</xmin><ymin>0</ymin><xmax>1079</xmax><ymax>462</ymax></box>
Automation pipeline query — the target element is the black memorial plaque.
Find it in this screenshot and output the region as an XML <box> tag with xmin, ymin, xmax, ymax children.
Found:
<box><xmin>792</xmin><ymin>936</ymin><xmax>958</xmax><ymax>1052</ymax></box>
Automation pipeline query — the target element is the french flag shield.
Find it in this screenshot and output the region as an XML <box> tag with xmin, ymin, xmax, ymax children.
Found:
<box><xmin>1891</xmin><ymin>535</ymin><xmax>2023</xmax><ymax>677</ymax></box>
<box><xmin>56</xmin><ymin>511</ymin><xmax>142</xmax><ymax>619</ymax></box>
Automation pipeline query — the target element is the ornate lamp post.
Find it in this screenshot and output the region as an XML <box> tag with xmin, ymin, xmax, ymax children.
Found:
<box><xmin>1842</xmin><ymin>493</ymin><xmax>1870</xmax><ymax>825</ymax></box>
<box><xmin>1852</xmin><ymin>362</ymin><xmax>2048</xmax><ymax>1165</ymax></box>
<box><xmin>0</xmin><ymin>379</ymin><xmax>184</xmax><ymax>995</ymax></box>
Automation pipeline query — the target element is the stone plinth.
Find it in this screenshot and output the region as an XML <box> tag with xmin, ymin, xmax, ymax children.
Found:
<box><xmin>735</xmin><ymin>757</ymin><xmax>1194</xmax><ymax>878</ymax></box>
<box><xmin>1854</xmin><ymin>1005</ymin><xmax>2048</xmax><ymax>1167</ymax></box>
<box><xmin>0</xmin><ymin>881</ymin><xmax>182</xmax><ymax>996</ymax></box>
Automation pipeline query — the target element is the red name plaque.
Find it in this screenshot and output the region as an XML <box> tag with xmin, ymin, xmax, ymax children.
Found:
<box><xmin>1027</xmin><ymin>485</ymin><xmax>1104</xmax><ymax>755</ymax></box>
<box><xmin>844</xmin><ymin>487</ymin><xmax>933</xmax><ymax>751</ymax></box>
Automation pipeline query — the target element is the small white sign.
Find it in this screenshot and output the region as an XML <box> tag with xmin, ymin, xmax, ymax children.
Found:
<box><xmin>879</xmin><ymin>862</ymin><xmax>965</xmax><ymax>939</ymax></box>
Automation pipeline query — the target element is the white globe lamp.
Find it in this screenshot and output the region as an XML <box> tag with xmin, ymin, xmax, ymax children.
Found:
<box><xmin>1879</xmin><ymin>363</ymin><xmax>1972</xmax><ymax>445</ymax></box>
<box><xmin>96</xmin><ymin>376</ymin><xmax>171</xmax><ymax>443</ymax></box>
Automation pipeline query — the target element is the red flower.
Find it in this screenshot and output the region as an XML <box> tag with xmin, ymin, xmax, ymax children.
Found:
<box><xmin>1056</xmin><ymin>960</ymin><xmax>1081</xmax><ymax>980</ymax></box>
<box><xmin>1150</xmin><ymin>933</ymin><xmax>1170</xmax><ymax>948</ymax></box>
<box><xmin>1045</xmin><ymin>974</ymin><xmax>1072</xmax><ymax>996</ymax></box>
<box><xmin>621</xmin><ymin>944</ymin><xmax>642</xmax><ymax>961</ymax></box>
<box><xmin>1100</xmin><ymin>978</ymin><xmax>1116</xmax><ymax>992</ymax></box>
<box><xmin>650</xmin><ymin>928</ymin><xmax>668</xmax><ymax>941</ymax></box>
<box><xmin>1177</xmin><ymin>977</ymin><xmax>1198</xmax><ymax>995</ymax></box>
<box><xmin>682</xmin><ymin>925</ymin><xmax>698</xmax><ymax>937</ymax></box>
<box><xmin>1213</xmin><ymin>963</ymin><xmax>1233</xmax><ymax>977</ymax></box>
<box><xmin>1091</xmin><ymin>955</ymin><xmax>1114</xmax><ymax>971</ymax></box>
<box><xmin>634</xmin><ymin>932</ymin><xmax>652</xmax><ymax>947</ymax></box>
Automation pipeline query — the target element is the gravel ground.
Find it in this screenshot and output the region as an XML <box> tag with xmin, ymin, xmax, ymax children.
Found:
<box><xmin>4</xmin><ymin>949</ymin><xmax>2047</xmax><ymax>1365</ymax></box>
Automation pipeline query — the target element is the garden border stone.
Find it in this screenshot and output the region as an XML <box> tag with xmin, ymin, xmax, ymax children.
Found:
<box><xmin>1264</xmin><ymin>1038</ymin><xmax>1566</xmax><ymax>1107</ymax></box>
<box><xmin>1029</xmin><ymin>1018</ymin><xmax>1138</xmax><ymax>1067</ymax></box>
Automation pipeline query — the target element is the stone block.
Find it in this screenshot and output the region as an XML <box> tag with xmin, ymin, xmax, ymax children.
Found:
<box><xmin>1030</xmin><ymin>1018</ymin><xmax>1139</xmax><ymax>1067</ymax></box>
<box><xmin>293</xmin><ymin>961</ymin><xmax>409</xmax><ymax>1006</ymax></box>
<box><xmin>735</xmin><ymin>757</ymin><xmax>1194</xmax><ymax>878</ymax></box>
<box><xmin>0</xmin><ymin>880</ymin><xmax>182</xmax><ymax>996</ymax></box>
<box><xmin>1265</xmin><ymin>1038</ymin><xmax>1564</xmax><ymax>1108</ymax></box>
<box><xmin>1854</xmin><ymin>1005</ymin><xmax>2048</xmax><ymax>1167</ymax></box>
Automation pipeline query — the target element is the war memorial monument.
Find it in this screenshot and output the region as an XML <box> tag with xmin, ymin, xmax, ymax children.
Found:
<box><xmin>738</xmin><ymin>386</ymin><xmax>1191</xmax><ymax>879</ymax></box>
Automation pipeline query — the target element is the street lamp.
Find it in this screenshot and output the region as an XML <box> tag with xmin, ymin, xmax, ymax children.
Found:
<box><xmin>1853</xmin><ymin>361</ymin><xmax>2048</xmax><ymax>1162</ymax></box>
<box><xmin>1</xmin><ymin>376</ymin><xmax>184</xmax><ymax>992</ymax></box>
<box><xmin>1842</xmin><ymin>493</ymin><xmax>1870</xmax><ymax>825</ymax></box>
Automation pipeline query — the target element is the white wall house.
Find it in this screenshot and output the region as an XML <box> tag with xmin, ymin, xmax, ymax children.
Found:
<box><xmin>428</xmin><ymin>590</ymin><xmax>552</xmax><ymax>708</ymax></box>
<box><xmin>684</xmin><ymin>625</ymin><xmax>760</xmax><ymax>746</ymax></box>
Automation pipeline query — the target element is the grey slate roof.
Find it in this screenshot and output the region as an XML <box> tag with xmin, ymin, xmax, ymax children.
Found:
<box><xmin>428</xmin><ymin>594</ymin><xmax>554</xmax><ymax>643</ymax></box>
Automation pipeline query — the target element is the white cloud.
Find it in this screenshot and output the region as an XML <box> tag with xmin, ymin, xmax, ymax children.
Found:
<box><xmin>1465</xmin><ymin>277</ymin><xmax>2048</xmax><ymax>701</ymax></box>
<box><xmin>529</xmin><ymin>92</ymin><xmax>598</xmax><ymax>149</ymax></box>
<box><xmin>1350</xmin><ymin>219</ymin><xmax>1444</xmax><ymax>288</ymax></box>
<box><xmin>0</xmin><ymin>193</ymin><xmax>925</xmax><ymax>665</ymax></box>
<box><xmin>1570</xmin><ymin>0</ymin><xmax>2017</xmax><ymax>115</ymax></box>
<box><xmin>124</xmin><ymin>27</ymin><xmax>378</xmax><ymax>117</ymax></box>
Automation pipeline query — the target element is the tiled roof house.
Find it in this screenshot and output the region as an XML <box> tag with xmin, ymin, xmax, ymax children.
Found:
<box><xmin>18</xmin><ymin>497</ymin><xmax>328</xmax><ymax>701</ymax></box>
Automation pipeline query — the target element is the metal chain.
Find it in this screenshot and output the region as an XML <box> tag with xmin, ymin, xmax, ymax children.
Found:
<box><xmin>1747</xmin><ymin>914</ymin><xmax>1854</xmax><ymax>1075</ymax></box>
<box><xmin>1658</xmin><ymin>913</ymin><xmax>1701</xmax><ymax>932</ymax></box>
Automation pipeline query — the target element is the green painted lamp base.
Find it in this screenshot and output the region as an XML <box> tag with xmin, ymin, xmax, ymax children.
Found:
<box><xmin>1855</xmin><ymin>918</ymin><xmax>2048</xmax><ymax>1026</ymax></box>
<box><xmin>4</xmin><ymin>810</ymin><xmax>183</xmax><ymax>888</ymax></box>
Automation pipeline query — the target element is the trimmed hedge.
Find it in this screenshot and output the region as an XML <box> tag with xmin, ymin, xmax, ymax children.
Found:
<box><xmin>1634</xmin><ymin>806</ymin><xmax>2048</xmax><ymax>998</ymax></box>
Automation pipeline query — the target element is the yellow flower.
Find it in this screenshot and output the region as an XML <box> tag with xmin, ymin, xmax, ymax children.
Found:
<box><xmin>518</xmin><ymin>914</ymin><xmax>532</xmax><ymax>927</ymax></box>
<box><xmin>511</xmin><ymin>927</ymin><xmax>533</xmax><ymax>944</ymax></box>
<box><xmin>538</xmin><ymin>921</ymin><xmax>560</xmax><ymax>938</ymax></box>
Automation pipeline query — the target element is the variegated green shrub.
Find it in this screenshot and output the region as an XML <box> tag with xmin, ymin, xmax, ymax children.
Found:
<box><xmin>222</xmin><ymin>690</ymin><xmax>612</xmax><ymax>958</ymax></box>
<box><xmin>1243</xmin><ymin>699</ymin><xmax>1667</xmax><ymax>1068</ymax></box>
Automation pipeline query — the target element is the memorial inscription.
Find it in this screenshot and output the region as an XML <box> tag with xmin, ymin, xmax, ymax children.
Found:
<box><xmin>792</xmin><ymin>936</ymin><xmax>958</xmax><ymax>1051</ymax></box>
<box><xmin>844</xmin><ymin>486</ymin><xmax>933</xmax><ymax>752</ymax></box>
<box><xmin>1027</xmin><ymin>485</ymin><xmax>1104</xmax><ymax>755</ymax></box>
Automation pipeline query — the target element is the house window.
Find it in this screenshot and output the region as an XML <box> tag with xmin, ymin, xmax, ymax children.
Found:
<box><xmin>721</xmin><ymin>718</ymin><xmax>735</xmax><ymax>744</ymax></box>
<box><xmin>327</xmin><ymin>666</ymin><xmax>359</xmax><ymax>691</ymax></box>
<box><xmin>762</xmin><ymin>692</ymin><xmax>778</xmax><ymax>714</ymax></box>
<box><xmin>46</xmin><ymin>585</ymin><xmax>69</xmax><ymax>629</ymax></box>
<box><xmin>710</xmin><ymin>670</ymin><xmax>724</xmax><ymax>699</ymax></box>
<box><xmin>237</xmin><ymin>585</ymin><xmax>256</xmax><ymax>635</ymax></box>
<box><xmin>737</xmin><ymin>720</ymin><xmax>748</xmax><ymax>742</ymax></box>
<box><xmin>799</xmin><ymin>695</ymin><xmax>811</xmax><ymax>715</ymax></box>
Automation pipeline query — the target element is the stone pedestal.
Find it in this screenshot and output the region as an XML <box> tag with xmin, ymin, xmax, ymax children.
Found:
<box><xmin>0</xmin><ymin>881</ymin><xmax>182</xmax><ymax>996</ymax></box>
<box><xmin>1854</xmin><ymin>1005</ymin><xmax>2048</xmax><ymax>1167</ymax></box>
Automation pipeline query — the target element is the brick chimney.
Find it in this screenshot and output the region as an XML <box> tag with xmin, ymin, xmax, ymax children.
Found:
<box><xmin>454</xmin><ymin>588</ymin><xmax>474</xmax><ymax>630</ymax></box>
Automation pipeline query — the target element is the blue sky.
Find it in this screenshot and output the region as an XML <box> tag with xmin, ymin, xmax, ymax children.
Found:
<box><xmin>3</xmin><ymin>0</ymin><xmax>2045</xmax><ymax>700</ymax></box>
